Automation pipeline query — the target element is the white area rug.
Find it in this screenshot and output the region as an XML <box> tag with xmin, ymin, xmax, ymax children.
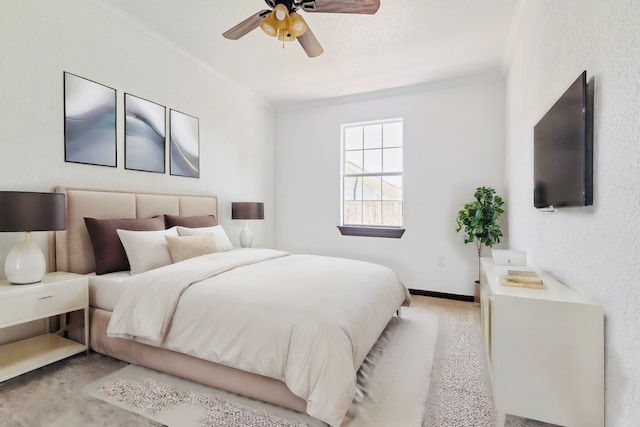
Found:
<box><xmin>84</xmin><ymin>306</ymin><xmax>438</xmax><ymax>427</ymax></box>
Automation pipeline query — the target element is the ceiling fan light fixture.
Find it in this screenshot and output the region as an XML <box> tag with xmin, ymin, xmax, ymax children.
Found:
<box><xmin>225</xmin><ymin>0</ymin><xmax>384</xmax><ymax>57</ymax></box>
<box><xmin>288</xmin><ymin>12</ymin><xmax>308</xmax><ymax>37</ymax></box>
<box><xmin>273</xmin><ymin>4</ymin><xmax>289</xmax><ymax>29</ymax></box>
<box><xmin>259</xmin><ymin>13</ymin><xmax>278</xmax><ymax>37</ymax></box>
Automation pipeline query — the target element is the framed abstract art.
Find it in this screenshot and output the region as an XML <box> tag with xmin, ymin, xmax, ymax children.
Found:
<box><xmin>124</xmin><ymin>93</ymin><xmax>166</xmax><ymax>173</ymax></box>
<box><xmin>169</xmin><ymin>109</ymin><xmax>199</xmax><ymax>178</ymax></box>
<box><xmin>64</xmin><ymin>72</ymin><xmax>116</xmax><ymax>167</ymax></box>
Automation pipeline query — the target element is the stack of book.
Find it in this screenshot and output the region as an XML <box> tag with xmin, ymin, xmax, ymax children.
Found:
<box><xmin>500</xmin><ymin>270</ymin><xmax>544</xmax><ymax>289</ymax></box>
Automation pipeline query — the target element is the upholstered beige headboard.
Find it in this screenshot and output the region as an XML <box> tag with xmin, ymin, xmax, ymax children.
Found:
<box><xmin>49</xmin><ymin>186</ymin><xmax>218</xmax><ymax>274</ymax></box>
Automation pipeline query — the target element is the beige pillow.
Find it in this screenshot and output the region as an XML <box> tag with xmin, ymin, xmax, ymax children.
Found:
<box><xmin>165</xmin><ymin>233</ymin><xmax>219</xmax><ymax>263</ymax></box>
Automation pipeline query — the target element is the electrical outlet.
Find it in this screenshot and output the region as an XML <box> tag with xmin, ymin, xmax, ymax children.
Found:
<box><xmin>438</xmin><ymin>256</ymin><xmax>446</xmax><ymax>266</ymax></box>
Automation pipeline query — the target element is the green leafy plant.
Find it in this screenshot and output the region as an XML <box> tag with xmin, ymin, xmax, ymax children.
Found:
<box><xmin>456</xmin><ymin>186</ymin><xmax>505</xmax><ymax>282</ymax></box>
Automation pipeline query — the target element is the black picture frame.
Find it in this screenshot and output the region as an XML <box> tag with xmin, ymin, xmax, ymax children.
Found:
<box><xmin>64</xmin><ymin>72</ymin><xmax>117</xmax><ymax>167</ymax></box>
<box><xmin>169</xmin><ymin>109</ymin><xmax>200</xmax><ymax>178</ymax></box>
<box><xmin>124</xmin><ymin>93</ymin><xmax>166</xmax><ymax>173</ymax></box>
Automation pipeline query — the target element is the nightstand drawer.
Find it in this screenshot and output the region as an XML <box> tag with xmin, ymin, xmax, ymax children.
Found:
<box><xmin>0</xmin><ymin>284</ymin><xmax>86</xmax><ymax>327</ymax></box>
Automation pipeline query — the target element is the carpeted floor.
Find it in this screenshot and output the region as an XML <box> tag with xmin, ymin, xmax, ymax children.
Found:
<box><xmin>0</xmin><ymin>296</ymin><xmax>555</xmax><ymax>427</ymax></box>
<box><xmin>419</xmin><ymin>296</ymin><xmax>495</xmax><ymax>426</ymax></box>
<box><xmin>418</xmin><ymin>296</ymin><xmax>557</xmax><ymax>427</ymax></box>
<box><xmin>0</xmin><ymin>351</ymin><xmax>158</xmax><ymax>427</ymax></box>
<box><xmin>80</xmin><ymin>305</ymin><xmax>437</xmax><ymax>427</ymax></box>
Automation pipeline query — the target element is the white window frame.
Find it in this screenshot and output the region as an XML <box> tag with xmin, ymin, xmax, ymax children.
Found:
<box><xmin>338</xmin><ymin>118</ymin><xmax>405</xmax><ymax>238</ymax></box>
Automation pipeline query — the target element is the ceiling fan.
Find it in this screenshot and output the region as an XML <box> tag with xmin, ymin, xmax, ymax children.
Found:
<box><xmin>222</xmin><ymin>0</ymin><xmax>381</xmax><ymax>58</ymax></box>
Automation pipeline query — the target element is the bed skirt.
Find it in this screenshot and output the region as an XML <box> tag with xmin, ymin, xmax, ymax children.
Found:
<box><xmin>88</xmin><ymin>307</ymin><xmax>308</xmax><ymax>413</ymax></box>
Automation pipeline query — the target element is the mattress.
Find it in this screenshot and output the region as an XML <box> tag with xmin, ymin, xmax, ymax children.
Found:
<box><xmin>87</xmin><ymin>271</ymin><xmax>130</xmax><ymax>311</ymax></box>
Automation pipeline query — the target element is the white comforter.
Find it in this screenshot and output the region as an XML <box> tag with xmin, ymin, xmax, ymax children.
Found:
<box><xmin>107</xmin><ymin>248</ymin><xmax>410</xmax><ymax>426</ymax></box>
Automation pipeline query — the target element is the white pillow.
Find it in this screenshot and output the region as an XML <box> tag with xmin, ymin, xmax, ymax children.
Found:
<box><xmin>176</xmin><ymin>225</ymin><xmax>234</xmax><ymax>251</ymax></box>
<box><xmin>116</xmin><ymin>227</ymin><xmax>179</xmax><ymax>275</ymax></box>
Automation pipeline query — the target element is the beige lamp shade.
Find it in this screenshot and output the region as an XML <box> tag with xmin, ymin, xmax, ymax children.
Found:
<box><xmin>260</xmin><ymin>13</ymin><xmax>278</xmax><ymax>37</ymax></box>
<box><xmin>273</xmin><ymin>4</ymin><xmax>289</xmax><ymax>27</ymax></box>
<box><xmin>289</xmin><ymin>12</ymin><xmax>308</xmax><ymax>37</ymax></box>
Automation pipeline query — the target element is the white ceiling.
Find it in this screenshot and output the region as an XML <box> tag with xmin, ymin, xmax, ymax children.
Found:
<box><xmin>100</xmin><ymin>0</ymin><xmax>526</xmax><ymax>107</ymax></box>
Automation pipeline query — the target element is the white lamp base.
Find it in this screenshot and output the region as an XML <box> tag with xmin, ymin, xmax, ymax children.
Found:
<box><xmin>239</xmin><ymin>221</ymin><xmax>253</xmax><ymax>248</ymax></box>
<box><xmin>4</xmin><ymin>232</ymin><xmax>46</xmax><ymax>284</ymax></box>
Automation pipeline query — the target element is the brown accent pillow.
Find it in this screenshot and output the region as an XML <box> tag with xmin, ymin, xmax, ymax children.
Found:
<box><xmin>84</xmin><ymin>216</ymin><xmax>165</xmax><ymax>275</ymax></box>
<box><xmin>164</xmin><ymin>214</ymin><xmax>217</xmax><ymax>228</ymax></box>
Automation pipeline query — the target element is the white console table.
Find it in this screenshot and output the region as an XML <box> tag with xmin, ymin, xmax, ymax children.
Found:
<box><xmin>479</xmin><ymin>257</ymin><xmax>604</xmax><ymax>426</ymax></box>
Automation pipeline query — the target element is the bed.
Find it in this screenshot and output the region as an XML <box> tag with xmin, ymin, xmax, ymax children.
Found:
<box><xmin>49</xmin><ymin>185</ymin><xmax>410</xmax><ymax>427</ymax></box>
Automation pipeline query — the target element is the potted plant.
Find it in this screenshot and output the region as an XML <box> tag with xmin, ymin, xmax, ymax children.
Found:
<box><xmin>456</xmin><ymin>186</ymin><xmax>505</xmax><ymax>302</ymax></box>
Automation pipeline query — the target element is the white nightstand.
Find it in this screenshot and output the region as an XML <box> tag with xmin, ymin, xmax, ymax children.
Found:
<box><xmin>0</xmin><ymin>272</ymin><xmax>89</xmax><ymax>382</ymax></box>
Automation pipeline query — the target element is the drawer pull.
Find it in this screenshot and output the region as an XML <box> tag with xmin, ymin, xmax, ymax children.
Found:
<box><xmin>38</xmin><ymin>295</ymin><xmax>54</xmax><ymax>300</ymax></box>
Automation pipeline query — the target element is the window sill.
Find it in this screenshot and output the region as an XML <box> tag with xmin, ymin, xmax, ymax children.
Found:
<box><xmin>337</xmin><ymin>226</ymin><xmax>405</xmax><ymax>239</ymax></box>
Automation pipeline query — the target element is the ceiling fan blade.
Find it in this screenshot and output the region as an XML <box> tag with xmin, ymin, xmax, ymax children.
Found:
<box><xmin>223</xmin><ymin>9</ymin><xmax>271</xmax><ymax>40</ymax></box>
<box><xmin>300</xmin><ymin>0</ymin><xmax>380</xmax><ymax>14</ymax></box>
<box><xmin>297</xmin><ymin>27</ymin><xmax>324</xmax><ymax>57</ymax></box>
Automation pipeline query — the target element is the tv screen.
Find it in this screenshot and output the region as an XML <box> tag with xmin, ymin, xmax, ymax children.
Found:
<box><xmin>533</xmin><ymin>71</ymin><xmax>593</xmax><ymax>209</ymax></box>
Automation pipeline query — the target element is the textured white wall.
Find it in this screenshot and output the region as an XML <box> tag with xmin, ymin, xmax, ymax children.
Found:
<box><xmin>505</xmin><ymin>1</ymin><xmax>640</xmax><ymax>424</ymax></box>
<box><xmin>274</xmin><ymin>76</ymin><xmax>505</xmax><ymax>295</ymax></box>
<box><xmin>0</xmin><ymin>0</ymin><xmax>274</xmax><ymax>341</ymax></box>
<box><xmin>0</xmin><ymin>0</ymin><xmax>275</xmax><ymax>266</ymax></box>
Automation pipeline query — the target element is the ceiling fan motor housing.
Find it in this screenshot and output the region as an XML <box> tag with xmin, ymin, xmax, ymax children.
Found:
<box><xmin>265</xmin><ymin>0</ymin><xmax>316</xmax><ymax>12</ymax></box>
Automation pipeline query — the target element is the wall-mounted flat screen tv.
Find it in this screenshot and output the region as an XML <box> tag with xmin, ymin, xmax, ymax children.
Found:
<box><xmin>533</xmin><ymin>71</ymin><xmax>593</xmax><ymax>209</ymax></box>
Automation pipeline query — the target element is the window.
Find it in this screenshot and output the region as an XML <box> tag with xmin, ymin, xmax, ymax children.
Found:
<box><xmin>339</xmin><ymin>118</ymin><xmax>405</xmax><ymax>238</ymax></box>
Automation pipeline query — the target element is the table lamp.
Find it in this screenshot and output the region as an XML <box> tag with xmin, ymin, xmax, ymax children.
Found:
<box><xmin>231</xmin><ymin>202</ymin><xmax>264</xmax><ymax>248</ymax></box>
<box><xmin>0</xmin><ymin>191</ymin><xmax>66</xmax><ymax>284</ymax></box>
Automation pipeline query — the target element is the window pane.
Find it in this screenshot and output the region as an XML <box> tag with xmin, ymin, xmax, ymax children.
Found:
<box><xmin>381</xmin><ymin>201</ymin><xmax>403</xmax><ymax>226</ymax></box>
<box><xmin>362</xmin><ymin>176</ymin><xmax>382</xmax><ymax>201</ymax></box>
<box><xmin>344</xmin><ymin>126</ymin><xmax>363</xmax><ymax>151</ymax></box>
<box><xmin>363</xmin><ymin>199</ymin><xmax>382</xmax><ymax>226</ymax></box>
<box><xmin>343</xmin><ymin>177</ymin><xmax>362</xmax><ymax>201</ymax></box>
<box><xmin>345</xmin><ymin>150</ymin><xmax>363</xmax><ymax>174</ymax></box>
<box><xmin>383</xmin><ymin>122</ymin><xmax>403</xmax><ymax>147</ymax></box>
<box><xmin>382</xmin><ymin>175</ymin><xmax>402</xmax><ymax>200</ymax></box>
<box><xmin>344</xmin><ymin>200</ymin><xmax>363</xmax><ymax>225</ymax></box>
<box><xmin>363</xmin><ymin>124</ymin><xmax>382</xmax><ymax>149</ymax></box>
<box><xmin>363</xmin><ymin>149</ymin><xmax>382</xmax><ymax>174</ymax></box>
<box><xmin>382</xmin><ymin>175</ymin><xmax>402</xmax><ymax>226</ymax></box>
<box><xmin>362</xmin><ymin>176</ymin><xmax>382</xmax><ymax>226</ymax></box>
<box><xmin>383</xmin><ymin>147</ymin><xmax>403</xmax><ymax>173</ymax></box>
